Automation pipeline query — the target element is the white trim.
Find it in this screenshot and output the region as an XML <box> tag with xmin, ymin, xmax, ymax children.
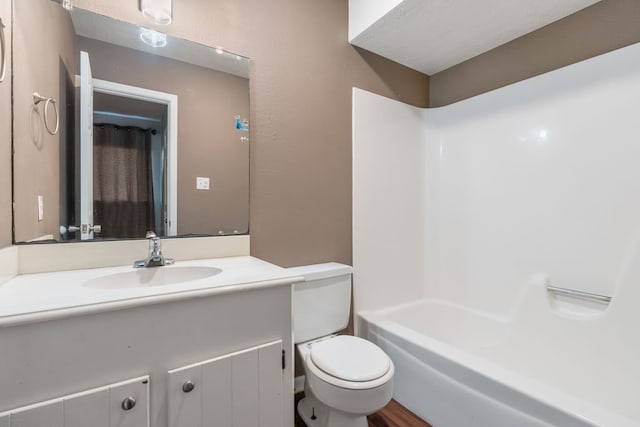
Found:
<box><xmin>92</xmin><ymin>78</ymin><xmax>178</xmax><ymax>236</ymax></box>
<box><xmin>79</xmin><ymin>51</ymin><xmax>94</xmax><ymax>240</ymax></box>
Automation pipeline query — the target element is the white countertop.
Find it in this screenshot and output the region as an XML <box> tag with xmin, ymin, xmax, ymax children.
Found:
<box><xmin>0</xmin><ymin>256</ymin><xmax>303</xmax><ymax>326</ymax></box>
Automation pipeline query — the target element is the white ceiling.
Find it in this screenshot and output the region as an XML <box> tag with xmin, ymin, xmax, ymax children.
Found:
<box><xmin>350</xmin><ymin>0</ymin><xmax>601</xmax><ymax>75</ymax></box>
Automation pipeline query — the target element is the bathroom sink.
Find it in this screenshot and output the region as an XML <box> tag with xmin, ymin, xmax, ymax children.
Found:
<box><xmin>84</xmin><ymin>266</ymin><xmax>222</xmax><ymax>289</ymax></box>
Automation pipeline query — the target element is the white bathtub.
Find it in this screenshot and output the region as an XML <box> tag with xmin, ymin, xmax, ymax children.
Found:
<box><xmin>358</xmin><ymin>286</ymin><xmax>638</xmax><ymax>427</ymax></box>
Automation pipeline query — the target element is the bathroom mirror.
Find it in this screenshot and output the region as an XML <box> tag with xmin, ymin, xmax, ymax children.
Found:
<box><xmin>12</xmin><ymin>1</ymin><xmax>250</xmax><ymax>243</ymax></box>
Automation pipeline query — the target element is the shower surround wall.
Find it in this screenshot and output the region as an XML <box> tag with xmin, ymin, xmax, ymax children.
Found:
<box><xmin>353</xmin><ymin>42</ymin><xmax>640</xmax><ymax>425</ymax></box>
<box><xmin>354</xmin><ymin>41</ymin><xmax>640</xmax><ymax>315</ymax></box>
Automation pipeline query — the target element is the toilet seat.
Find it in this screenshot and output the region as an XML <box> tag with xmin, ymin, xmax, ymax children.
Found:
<box><xmin>304</xmin><ymin>336</ymin><xmax>394</xmax><ymax>390</ymax></box>
<box><xmin>311</xmin><ymin>335</ymin><xmax>390</xmax><ymax>381</ymax></box>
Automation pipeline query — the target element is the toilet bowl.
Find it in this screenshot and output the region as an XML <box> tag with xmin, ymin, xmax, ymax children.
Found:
<box><xmin>297</xmin><ymin>335</ymin><xmax>394</xmax><ymax>427</ymax></box>
<box><xmin>288</xmin><ymin>263</ymin><xmax>395</xmax><ymax>427</ymax></box>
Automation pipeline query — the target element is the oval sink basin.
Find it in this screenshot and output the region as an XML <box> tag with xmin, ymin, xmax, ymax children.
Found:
<box><xmin>84</xmin><ymin>266</ymin><xmax>222</xmax><ymax>289</ymax></box>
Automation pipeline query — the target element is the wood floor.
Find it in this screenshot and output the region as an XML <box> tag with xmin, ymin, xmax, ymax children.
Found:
<box><xmin>294</xmin><ymin>393</ymin><xmax>432</xmax><ymax>427</ymax></box>
<box><xmin>367</xmin><ymin>400</ymin><xmax>432</xmax><ymax>427</ymax></box>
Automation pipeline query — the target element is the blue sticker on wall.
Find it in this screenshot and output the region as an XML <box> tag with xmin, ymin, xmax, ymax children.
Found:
<box><xmin>235</xmin><ymin>115</ymin><xmax>249</xmax><ymax>131</ymax></box>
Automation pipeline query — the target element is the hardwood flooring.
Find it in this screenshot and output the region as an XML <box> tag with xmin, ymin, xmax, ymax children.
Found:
<box><xmin>294</xmin><ymin>393</ymin><xmax>432</xmax><ymax>427</ymax></box>
<box><xmin>367</xmin><ymin>400</ymin><xmax>432</xmax><ymax>427</ymax></box>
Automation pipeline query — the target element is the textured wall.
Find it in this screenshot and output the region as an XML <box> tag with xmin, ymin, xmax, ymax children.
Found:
<box><xmin>73</xmin><ymin>0</ymin><xmax>429</xmax><ymax>266</ymax></box>
<box><xmin>12</xmin><ymin>0</ymin><xmax>77</xmax><ymax>242</ymax></box>
<box><xmin>0</xmin><ymin>0</ymin><xmax>11</xmax><ymax>248</ymax></box>
<box><xmin>430</xmin><ymin>0</ymin><xmax>640</xmax><ymax>106</ymax></box>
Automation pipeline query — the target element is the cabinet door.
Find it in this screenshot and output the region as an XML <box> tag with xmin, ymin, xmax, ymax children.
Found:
<box><xmin>232</xmin><ymin>349</ymin><xmax>259</xmax><ymax>427</ymax></box>
<box><xmin>201</xmin><ymin>356</ymin><xmax>232</xmax><ymax>426</ymax></box>
<box><xmin>168</xmin><ymin>340</ymin><xmax>283</xmax><ymax>427</ymax></box>
<box><xmin>1</xmin><ymin>376</ymin><xmax>148</xmax><ymax>427</ymax></box>
<box><xmin>64</xmin><ymin>376</ymin><xmax>148</xmax><ymax>427</ymax></box>
<box><xmin>108</xmin><ymin>377</ymin><xmax>149</xmax><ymax>427</ymax></box>
<box><xmin>168</xmin><ymin>365</ymin><xmax>202</xmax><ymax>427</ymax></box>
<box><xmin>64</xmin><ymin>388</ymin><xmax>109</xmax><ymax>427</ymax></box>
<box><xmin>10</xmin><ymin>401</ymin><xmax>64</xmax><ymax>427</ymax></box>
<box><xmin>258</xmin><ymin>341</ymin><xmax>284</xmax><ymax>426</ymax></box>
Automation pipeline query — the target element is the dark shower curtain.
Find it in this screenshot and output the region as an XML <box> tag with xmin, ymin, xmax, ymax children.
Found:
<box><xmin>93</xmin><ymin>124</ymin><xmax>155</xmax><ymax>238</ymax></box>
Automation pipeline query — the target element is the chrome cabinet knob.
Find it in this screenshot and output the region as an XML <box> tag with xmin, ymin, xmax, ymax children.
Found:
<box><xmin>121</xmin><ymin>396</ymin><xmax>136</xmax><ymax>411</ymax></box>
<box><xmin>182</xmin><ymin>380</ymin><xmax>195</xmax><ymax>393</ymax></box>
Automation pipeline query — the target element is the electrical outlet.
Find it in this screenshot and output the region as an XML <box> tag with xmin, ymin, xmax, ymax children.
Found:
<box><xmin>38</xmin><ymin>195</ymin><xmax>44</xmax><ymax>221</ymax></box>
<box><xmin>196</xmin><ymin>177</ymin><xmax>210</xmax><ymax>190</ymax></box>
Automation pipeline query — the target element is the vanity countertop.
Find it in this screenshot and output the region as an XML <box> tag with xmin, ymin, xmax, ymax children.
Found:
<box><xmin>0</xmin><ymin>256</ymin><xmax>302</xmax><ymax>326</ymax></box>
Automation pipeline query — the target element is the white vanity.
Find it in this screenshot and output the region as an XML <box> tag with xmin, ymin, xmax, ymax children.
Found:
<box><xmin>0</xmin><ymin>254</ymin><xmax>301</xmax><ymax>427</ymax></box>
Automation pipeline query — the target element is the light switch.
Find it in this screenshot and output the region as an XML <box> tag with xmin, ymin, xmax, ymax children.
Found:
<box><xmin>196</xmin><ymin>177</ymin><xmax>210</xmax><ymax>190</ymax></box>
<box><xmin>38</xmin><ymin>195</ymin><xmax>44</xmax><ymax>221</ymax></box>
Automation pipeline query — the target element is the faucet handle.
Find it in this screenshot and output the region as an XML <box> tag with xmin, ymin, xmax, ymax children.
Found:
<box><xmin>145</xmin><ymin>231</ymin><xmax>157</xmax><ymax>239</ymax></box>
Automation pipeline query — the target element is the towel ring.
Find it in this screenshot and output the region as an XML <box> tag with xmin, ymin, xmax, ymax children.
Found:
<box><xmin>0</xmin><ymin>17</ymin><xmax>6</xmax><ymax>83</ymax></box>
<box><xmin>33</xmin><ymin>92</ymin><xmax>60</xmax><ymax>135</ymax></box>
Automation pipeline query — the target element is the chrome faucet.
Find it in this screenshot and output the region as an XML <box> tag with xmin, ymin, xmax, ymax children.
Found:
<box><xmin>133</xmin><ymin>231</ymin><xmax>175</xmax><ymax>268</ymax></box>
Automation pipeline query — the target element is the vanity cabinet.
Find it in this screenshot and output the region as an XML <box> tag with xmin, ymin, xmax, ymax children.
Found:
<box><xmin>0</xmin><ymin>376</ymin><xmax>149</xmax><ymax>427</ymax></box>
<box><xmin>0</xmin><ymin>282</ymin><xmax>294</xmax><ymax>427</ymax></box>
<box><xmin>168</xmin><ymin>340</ymin><xmax>283</xmax><ymax>427</ymax></box>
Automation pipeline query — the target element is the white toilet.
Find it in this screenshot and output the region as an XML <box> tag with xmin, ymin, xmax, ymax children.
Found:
<box><xmin>289</xmin><ymin>263</ymin><xmax>394</xmax><ymax>427</ymax></box>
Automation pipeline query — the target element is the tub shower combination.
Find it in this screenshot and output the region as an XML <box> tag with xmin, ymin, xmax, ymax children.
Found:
<box><xmin>353</xmin><ymin>42</ymin><xmax>640</xmax><ymax>426</ymax></box>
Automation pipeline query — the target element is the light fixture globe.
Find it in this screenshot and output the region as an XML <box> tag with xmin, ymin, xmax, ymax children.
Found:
<box><xmin>139</xmin><ymin>27</ymin><xmax>167</xmax><ymax>48</ymax></box>
<box><xmin>140</xmin><ymin>0</ymin><xmax>172</xmax><ymax>25</ymax></box>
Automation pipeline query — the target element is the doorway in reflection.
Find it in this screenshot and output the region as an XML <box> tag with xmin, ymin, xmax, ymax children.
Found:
<box><xmin>60</xmin><ymin>92</ymin><xmax>169</xmax><ymax>240</ymax></box>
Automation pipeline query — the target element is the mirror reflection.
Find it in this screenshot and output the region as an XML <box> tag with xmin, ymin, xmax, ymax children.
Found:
<box><xmin>12</xmin><ymin>1</ymin><xmax>250</xmax><ymax>243</ymax></box>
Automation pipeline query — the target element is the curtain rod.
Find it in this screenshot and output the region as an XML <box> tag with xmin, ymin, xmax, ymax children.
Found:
<box><xmin>94</xmin><ymin>123</ymin><xmax>157</xmax><ymax>135</ymax></box>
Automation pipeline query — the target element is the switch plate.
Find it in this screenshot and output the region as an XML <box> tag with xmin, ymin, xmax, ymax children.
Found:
<box><xmin>37</xmin><ymin>195</ymin><xmax>44</xmax><ymax>221</ymax></box>
<box><xmin>196</xmin><ymin>177</ymin><xmax>210</xmax><ymax>190</ymax></box>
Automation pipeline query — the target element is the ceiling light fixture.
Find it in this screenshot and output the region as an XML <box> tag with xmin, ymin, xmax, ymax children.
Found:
<box><xmin>50</xmin><ymin>0</ymin><xmax>73</xmax><ymax>11</ymax></box>
<box><xmin>139</xmin><ymin>27</ymin><xmax>167</xmax><ymax>48</ymax></box>
<box><xmin>139</xmin><ymin>0</ymin><xmax>172</xmax><ymax>25</ymax></box>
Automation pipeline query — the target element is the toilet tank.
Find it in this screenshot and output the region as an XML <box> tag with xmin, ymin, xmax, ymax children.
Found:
<box><xmin>288</xmin><ymin>263</ymin><xmax>353</xmax><ymax>344</ymax></box>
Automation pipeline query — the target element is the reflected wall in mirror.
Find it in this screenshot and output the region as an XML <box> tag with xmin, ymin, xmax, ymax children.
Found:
<box><xmin>12</xmin><ymin>0</ymin><xmax>250</xmax><ymax>243</ymax></box>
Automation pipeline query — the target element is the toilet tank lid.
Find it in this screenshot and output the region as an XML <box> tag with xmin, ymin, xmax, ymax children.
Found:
<box><xmin>287</xmin><ymin>262</ymin><xmax>352</xmax><ymax>282</ymax></box>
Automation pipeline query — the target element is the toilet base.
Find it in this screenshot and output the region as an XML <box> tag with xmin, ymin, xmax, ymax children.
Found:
<box><xmin>297</xmin><ymin>396</ymin><xmax>368</xmax><ymax>427</ymax></box>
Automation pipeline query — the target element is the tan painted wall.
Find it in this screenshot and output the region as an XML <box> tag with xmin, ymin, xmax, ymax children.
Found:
<box><xmin>0</xmin><ymin>0</ymin><xmax>11</xmax><ymax>248</ymax></box>
<box><xmin>12</xmin><ymin>0</ymin><xmax>77</xmax><ymax>242</ymax></box>
<box><xmin>77</xmin><ymin>37</ymin><xmax>250</xmax><ymax>236</ymax></box>
<box><xmin>73</xmin><ymin>0</ymin><xmax>429</xmax><ymax>267</ymax></box>
<box><xmin>430</xmin><ymin>0</ymin><xmax>640</xmax><ymax>106</ymax></box>
<box><xmin>9</xmin><ymin>0</ymin><xmax>637</xmax><ymax>263</ymax></box>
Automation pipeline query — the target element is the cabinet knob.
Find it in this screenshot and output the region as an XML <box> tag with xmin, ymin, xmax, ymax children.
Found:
<box><xmin>182</xmin><ymin>380</ymin><xmax>195</xmax><ymax>393</ymax></box>
<box><xmin>121</xmin><ymin>396</ymin><xmax>137</xmax><ymax>411</ymax></box>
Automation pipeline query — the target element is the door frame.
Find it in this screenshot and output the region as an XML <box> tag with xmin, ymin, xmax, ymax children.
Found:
<box><xmin>92</xmin><ymin>78</ymin><xmax>178</xmax><ymax>236</ymax></box>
